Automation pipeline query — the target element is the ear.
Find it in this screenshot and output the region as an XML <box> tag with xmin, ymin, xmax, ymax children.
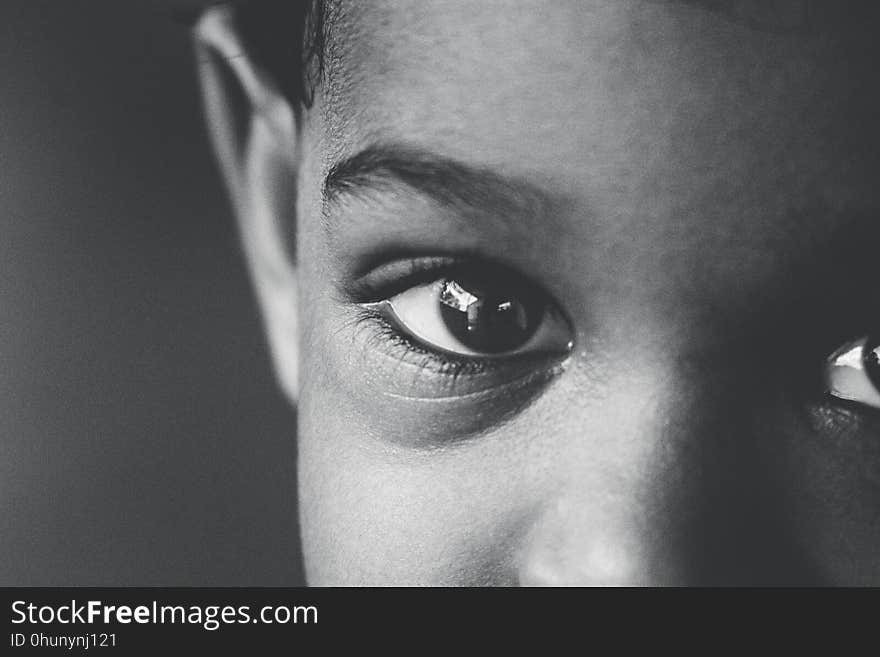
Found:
<box><xmin>194</xmin><ymin>5</ymin><xmax>300</xmax><ymax>402</ymax></box>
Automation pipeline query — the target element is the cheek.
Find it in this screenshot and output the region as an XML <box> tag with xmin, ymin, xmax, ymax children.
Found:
<box><xmin>292</xmin><ymin>206</ymin><xmax>560</xmax><ymax>584</ymax></box>
<box><xmin>297</xmin><ymin>377</ymin><xmax>533</xmax><ymax>585</ymax></box>
<box><xmin>759</xmin><ymin>404</ymin><xmax>880</xmax><ymax>584</ymax></box>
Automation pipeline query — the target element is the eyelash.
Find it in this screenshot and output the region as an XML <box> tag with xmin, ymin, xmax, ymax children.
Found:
<box><xmin>345</xmin><ymin>256</ymin><xmax>560</xmax><ymax>385</ymax></box>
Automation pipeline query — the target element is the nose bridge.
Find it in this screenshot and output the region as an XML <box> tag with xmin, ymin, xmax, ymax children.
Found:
<box><xmin>518</xmin><ymin>353</ymin><xmax>756</xmax><ymax>586</ymax></box>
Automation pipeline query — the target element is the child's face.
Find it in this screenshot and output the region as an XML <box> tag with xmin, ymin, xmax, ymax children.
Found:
<box><xmin>219</xmin><ymin>0</ymin><xmax>880</xmax><ymax>584</ymax></box>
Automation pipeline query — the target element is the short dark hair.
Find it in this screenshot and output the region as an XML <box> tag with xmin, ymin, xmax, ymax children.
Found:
<box><xmin>233</xmin><ymin>0</ymin><xmax>326</xmax><ymax>108</ymax></box>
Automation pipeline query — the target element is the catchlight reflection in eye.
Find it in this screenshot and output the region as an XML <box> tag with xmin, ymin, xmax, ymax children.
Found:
<box><xmin>826</xmin><ymin>336</ymin><xmax>880</xmax><ymax>409</ymax></box>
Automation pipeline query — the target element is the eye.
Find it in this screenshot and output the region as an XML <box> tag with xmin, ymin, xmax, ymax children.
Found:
<box><xmin>367</xmin><ymin>269</ymin><xmax>572</xmax><ymax>359</ymax></box>
<box><xmin>825</xmin><ymin>335</ymin><xmax>880</xmax><ymax>409</ymax></box>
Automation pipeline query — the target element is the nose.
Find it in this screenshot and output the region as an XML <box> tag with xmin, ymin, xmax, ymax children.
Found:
<box><xmin>516</xmin><ymin>388</ymin><xmax>694</xmax><ymax>586</ymax></box>
<box><xmin>518</xmin><ymin>496</ymin><xmax>670</xmax><ymax>586</ymax></box>
<box><xmin>515</xmin><ymin>354</ymin><xmax>804</xmax><ymax>586</ymax></box>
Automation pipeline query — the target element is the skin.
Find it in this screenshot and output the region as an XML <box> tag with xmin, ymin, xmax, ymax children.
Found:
<box><xmin>198</xmin><ymin>0</ymin><xmax>880</xmax><ymax>584</ymax></box>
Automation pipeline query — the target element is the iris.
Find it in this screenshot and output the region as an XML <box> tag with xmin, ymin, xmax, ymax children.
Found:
<box><xmin>437</xmin><ymin>276</ymin><xmax>541</xmax><ymax>354</ymax></box>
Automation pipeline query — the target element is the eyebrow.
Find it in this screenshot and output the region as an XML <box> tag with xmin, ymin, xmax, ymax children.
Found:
<box><xmin>321</xmin><ymin>143</ymin><xmax>558</xmax><ymax>223</ymax></box>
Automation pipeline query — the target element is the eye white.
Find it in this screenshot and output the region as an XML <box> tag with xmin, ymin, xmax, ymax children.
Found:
<box><xmin>826</xmin><ymin>336</ymin><xmax>880</xmax><ymax>409</ymax></box>
<box><xmin>385</xmin><ymin>280</ymin><xmax>487</xmax><ymax>356</ymax></box>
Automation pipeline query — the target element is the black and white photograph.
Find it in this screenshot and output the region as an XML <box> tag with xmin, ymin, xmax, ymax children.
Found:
<box><xmin>3</xmin><ymin>0</ymin><xmax>880</xmax><ymax>617</ymax></box>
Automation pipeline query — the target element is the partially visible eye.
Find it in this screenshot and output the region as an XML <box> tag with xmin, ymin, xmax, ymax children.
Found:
<box><xmin>366</xmin><ymin>269</ymin><xmax>572</xmax><ymax>359</ymax></box>
<box><xmin>825</xmin><ymin>335</ymin><xmax>880</xmax><ymax>409</ymax></box>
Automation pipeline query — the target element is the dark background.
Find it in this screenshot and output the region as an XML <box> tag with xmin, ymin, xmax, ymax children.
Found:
<box><xmin>0</xmin><ymin>1</ymin><xmax>303</xmax><ymax>585</ymax></box>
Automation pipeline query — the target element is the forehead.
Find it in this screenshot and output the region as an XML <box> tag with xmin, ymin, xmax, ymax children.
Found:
<box><xmin>322</xmin><ymin>0</ymin><xmax>876</xmax><ymax>153</ymax></box>
<box><xmin>309</xmin><ymin>0</ymin><xmax>880</xmax><ymax>321</ymax></box>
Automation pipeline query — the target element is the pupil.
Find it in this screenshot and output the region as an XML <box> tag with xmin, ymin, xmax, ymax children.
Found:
<box><xmin>438</xmin><ymin>277</ymin><xmax>540</xmax><ymax>353</ymax></box>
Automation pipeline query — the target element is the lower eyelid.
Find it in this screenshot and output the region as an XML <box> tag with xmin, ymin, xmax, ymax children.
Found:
<box><xmin>820</xmin><ymin>394</ymin><xmax>880</xmax><ymax>426</ymax></box>
<box><xmin>335</xmin><ymin>309</ymin><xmax>568</xmax><ymax>446</ymax></box>
<box><xmin>346</xmin><ymin>305</ymin><xmax>568</xmax><ymax>399</ymax></box>
<box><xmin>379</xmin><ymin>362</ymin><xmax>565</xmax><ymax>402</ymax></box>
<box><xmin>354</xmin><ymin>305</ymin><xmax>490</xmax><ymax>377</ymax></box>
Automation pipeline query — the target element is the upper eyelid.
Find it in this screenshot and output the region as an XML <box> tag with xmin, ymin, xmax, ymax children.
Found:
<box><xmin>346</xmin><ymin>255</ymin><xmax>461</xmax><ymax>302</ymax></box>
<box><xmin>345</xmin><ymin>252</ymin><xmax>564</xmax><ymax>302</ymax></box>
